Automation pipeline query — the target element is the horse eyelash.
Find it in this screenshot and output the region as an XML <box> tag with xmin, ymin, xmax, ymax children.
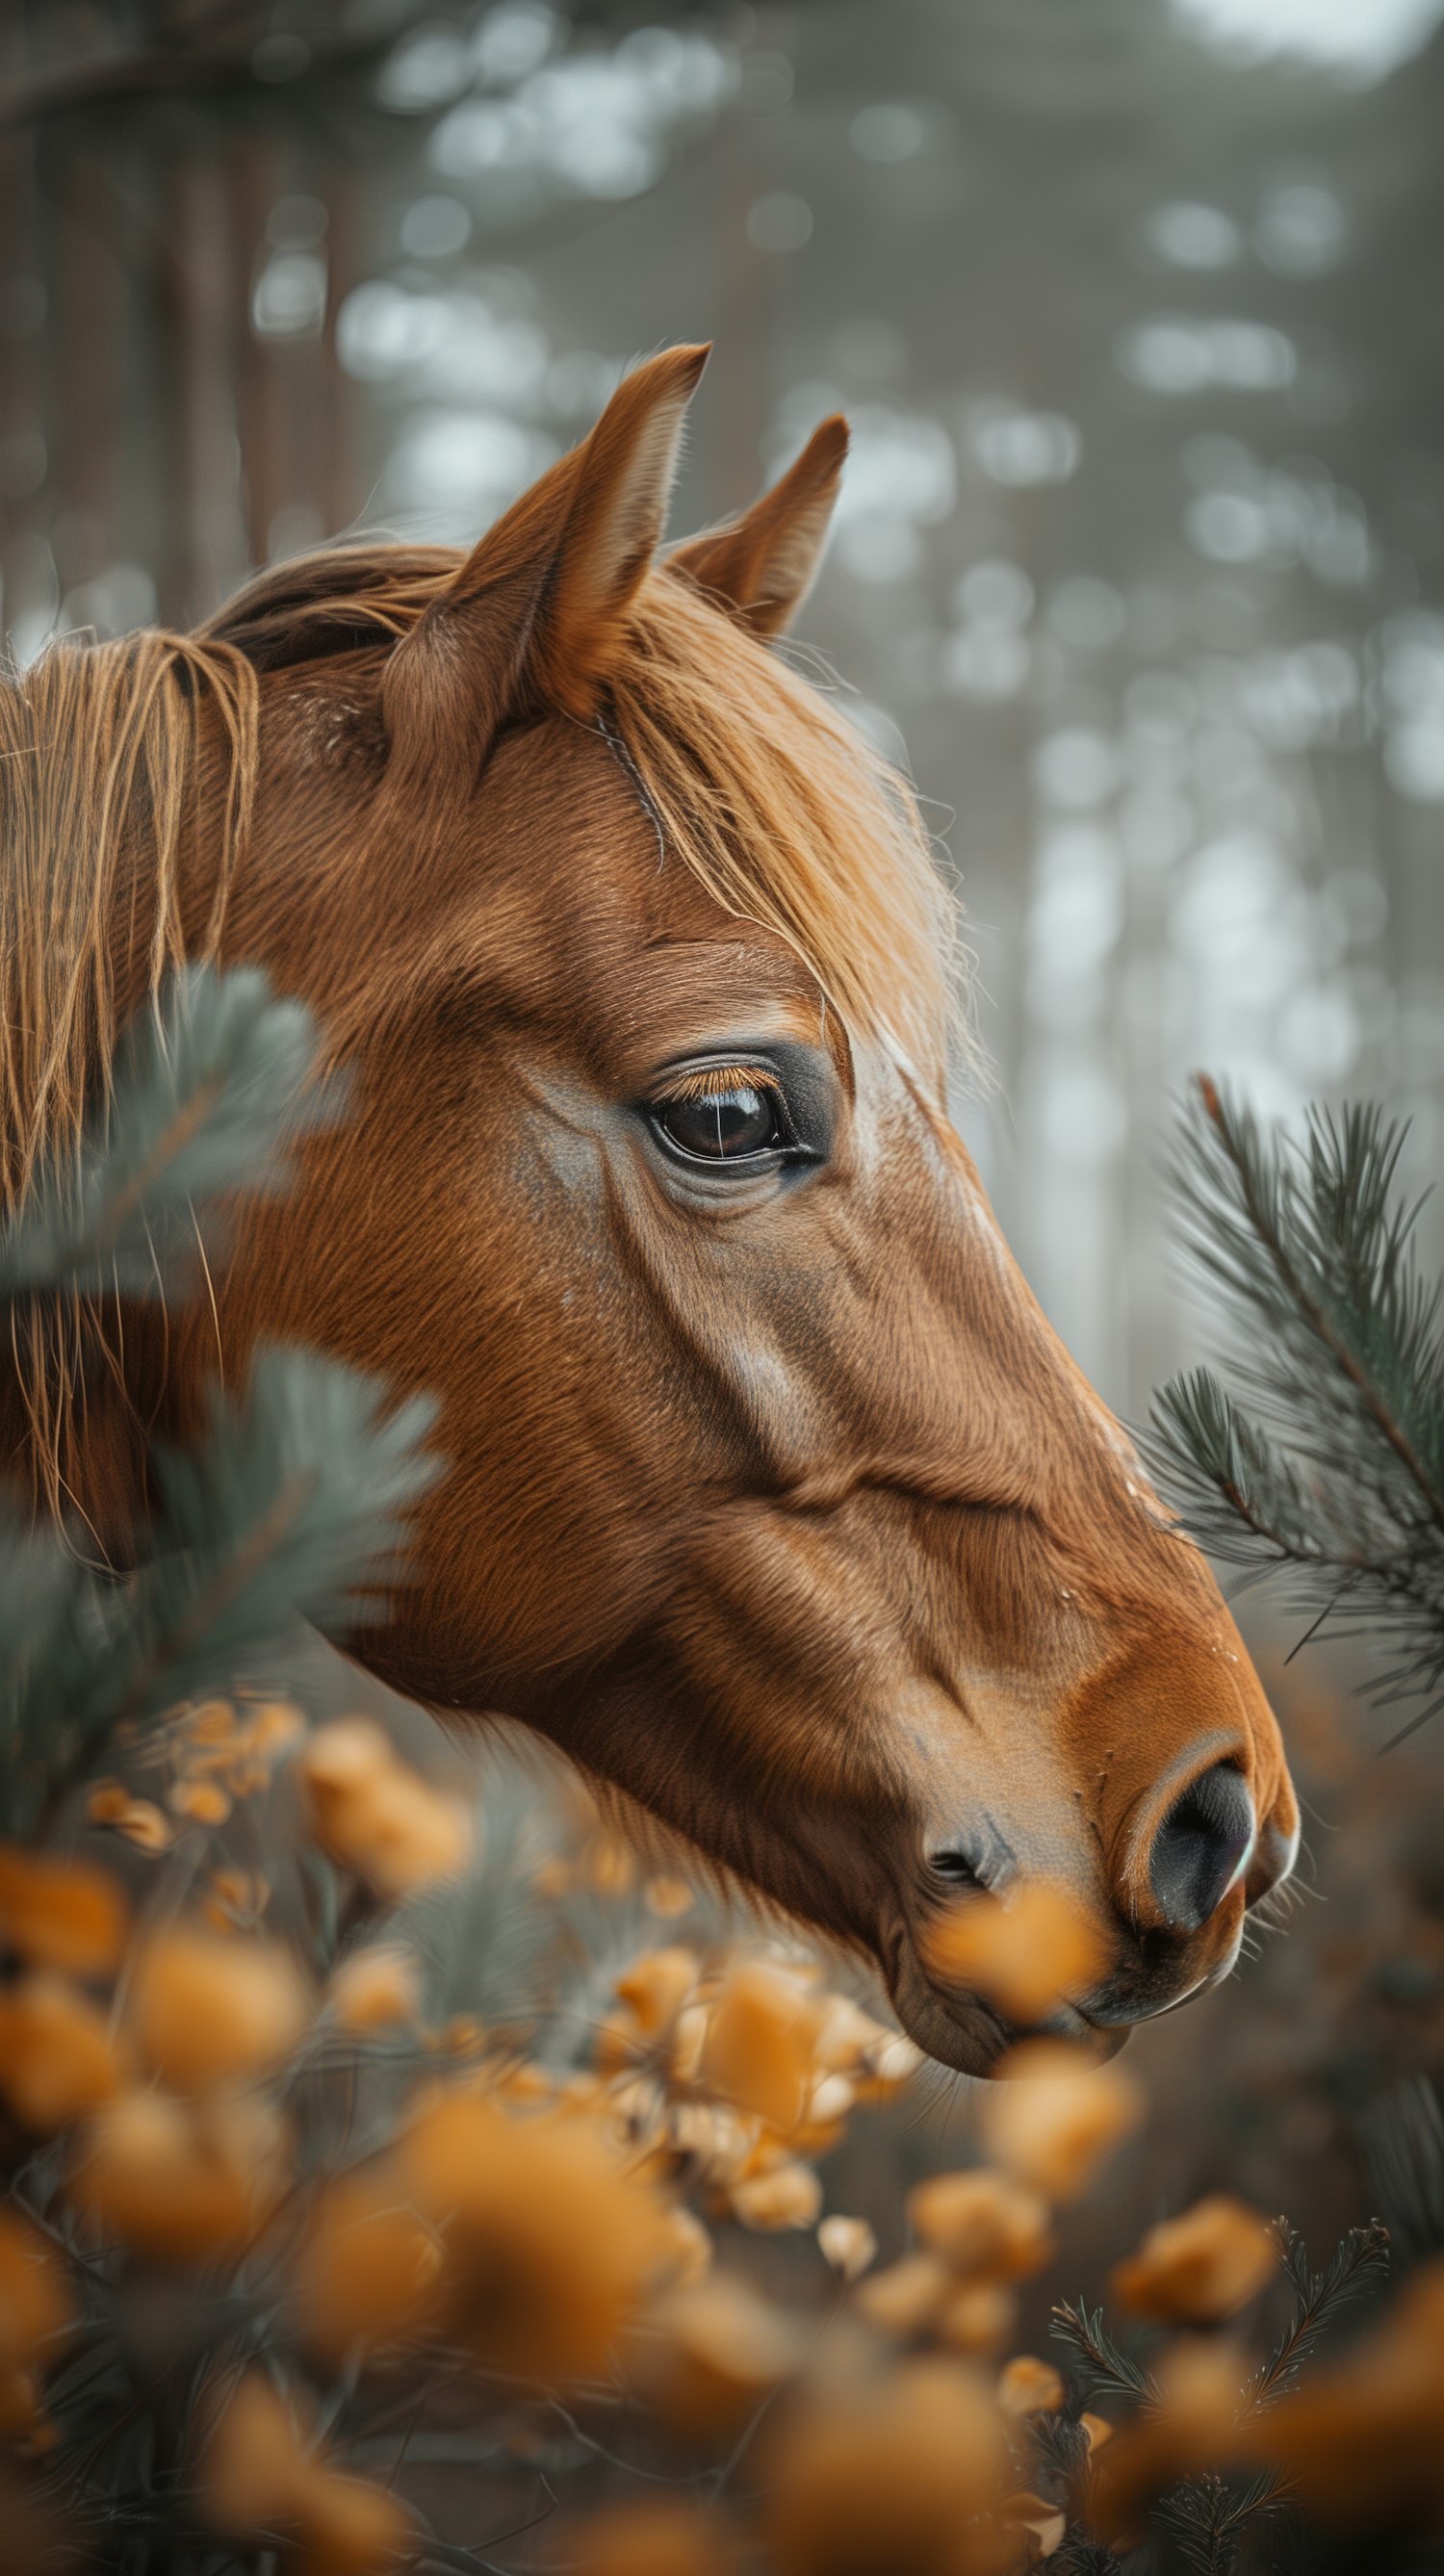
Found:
<box><xmin>657</xmin><ymin>1064</ymin><xmax>783</xmax><ymax>1106</ymax></box>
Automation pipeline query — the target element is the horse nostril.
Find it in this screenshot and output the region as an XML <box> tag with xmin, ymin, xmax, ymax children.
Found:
<box><xmin>1149</xmin><ymin>1763</ymin><xmax>1255</xmax><ymax>1934</ymax></box>
<box><xmin>929</xmin><ymin>1848</ymin><xmax>985</xmax><ymax>1891</ymax></box>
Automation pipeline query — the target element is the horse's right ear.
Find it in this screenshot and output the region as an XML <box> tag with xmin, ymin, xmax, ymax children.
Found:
<box><xmin>382</xmin><ymin>344</ymin><xmax>709</xmax><ymax>780</ymax></box>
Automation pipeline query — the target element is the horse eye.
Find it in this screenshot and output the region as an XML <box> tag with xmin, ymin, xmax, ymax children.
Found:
<box><xmin>653</xmin><ymin>1080</ymin><xmax>786</xmax><ymax>1163</ymax></box>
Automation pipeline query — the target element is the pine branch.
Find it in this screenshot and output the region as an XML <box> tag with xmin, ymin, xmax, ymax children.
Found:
<box><xmin>0</xmin><ymin>964</ymin><xmax>334</xmax><ymax>1303</ymax></box>
<box><xmin>1146</xmin><ymin>1080</ymin><xmax>1444</xmax><ymax>1740</ymax></box>
<box><xmin>8</xmin><ymin>1350</ymin><xmax>439</xmax><ymax>1837</ymax></box>
<box><xmin>1244</xmin><ymin>2222</ymin><xmax>1389</xmax><ymax>2409</ymax></box>
<box><xmin>1050</xmin><ymin>2301</ymin><xmax>1156</xmax><ymax>2407</ymax></box>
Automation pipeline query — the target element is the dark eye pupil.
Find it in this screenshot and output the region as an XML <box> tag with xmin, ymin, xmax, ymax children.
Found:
<box><xmin>658</xmin><ymin>1084</ymin><xmax>781</xmax><ymax>1160</ymax></box>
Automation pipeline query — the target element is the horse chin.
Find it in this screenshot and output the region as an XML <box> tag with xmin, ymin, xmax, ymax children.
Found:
<box><xmin>887</xmin><ymin>1950</ymin><xmax>1131</xmax><ymax>2078</ymax></box>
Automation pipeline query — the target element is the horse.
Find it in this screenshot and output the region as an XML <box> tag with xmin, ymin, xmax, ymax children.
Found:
<box><xmin>0</xmin><ymin>344</ymin><xmax>1298</xmax><ymax>2074</ymax></box>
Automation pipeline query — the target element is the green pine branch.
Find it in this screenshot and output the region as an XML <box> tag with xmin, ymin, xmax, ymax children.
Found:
<box><xmin>0</xmin><ymin>962</ymin><xmax>336</xmax><ymax>1303</ymax></box>
<box><xmin>1147</xmin><ymin>1080</ymin><xmax>1444</xmax><ymax>1742</ymax></box>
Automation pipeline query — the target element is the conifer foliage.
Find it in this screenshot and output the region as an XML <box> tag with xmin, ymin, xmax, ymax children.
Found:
<box><xmin>1147</xmin><ymin>1078</ymin><xmax>1444</xmax><ymax>1747</ymax></box>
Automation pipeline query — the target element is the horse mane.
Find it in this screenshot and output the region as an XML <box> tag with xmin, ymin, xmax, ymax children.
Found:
<box><xmin>2</xmin><ymin>535</ymin><xmax>964</xmax><ymax>1516</ymax></box>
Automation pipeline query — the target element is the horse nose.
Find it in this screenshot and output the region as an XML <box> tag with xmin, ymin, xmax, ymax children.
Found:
<box><xmin>1148</xmin><ymin>1761</ymin><xmax>1255</xmax><ymax>1934</ymax></box>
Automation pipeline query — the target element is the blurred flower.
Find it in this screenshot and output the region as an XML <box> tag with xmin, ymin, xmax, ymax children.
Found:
<box><xmin>702</xmin><ymin>1959</ymin><xmax>822</xmax><ymax>2132</ymax></box>
<box><xmin>639</xmin><ymin>2276</ymin><xmax>803</xmax><ymax>2434</ymax></box>
<box><xmin>297</xmin><ymin>2171</ymin><xmax>444</xmax><ymax>2359</ymax></box>
<box><xmin>615</xmin><ymin>1945</ymin><xmax>697</xmax><ymax>2036</ymax></box>
<box><xmin>645</xmin><ymin>1873</ymin><xmax>696</xmax><ymax>1919</ymax></box>
<box><xmin>399</xmin><ymin>2088</ymin><xmax>666</xmax><ymax>2382</ymax></box>
<box><xmin>980</xmin><ymin>2042</ymin><xmax>1144</xmax><ymax>2200</ymax></box>
<box><xmin>70</xmin><ymin>2089</ymin><xmax>288</xmax><ymax>2258</ymax></box>
<box><xmin>936</xmin><ymin>2280</ymin><xmax>1019</xmax><ymax>2355</ymax></box>
<box><xmin>0</xmin><ymin>2211</ymin><xmax>73</xmax><ymax>2372</ymax></box>
<box><xmin>127</xmin><ymin>1926</ymin><xmax>309</xmax><ymax>2091</ymax></box>
<box><xmin>856</xmin><ymin>2253</ymin><xmax>952</xmax><ymax>2339</ymax></box>
<box><xmin>298</xmin><ymin>1720</ymin><xmax>472</xmax><ymax>1899</ymax></box>
<box><xmin>655</xmin><ymin>2201</ymin><xmax>713</xmax><ymax>2288</ymax></box>
<box><xmin>547</xmin><ymin>2499</ymin><xmax>732</xmax><ymax>2576</ymax></box>
<box><xmin>764</xmin><ymin>2357</ymin><xmax>1009</xmax><ymax>2576</ymax></box>
<box><xmin>818</xmin><ymin>2214</ymin><xmax>878</xmax><ymax>2281</ymax></box>
<box><xmin>814</xmin><ymin>1996</ymin><xmax>921</xmax><ymax>2096</ymax></box>
<box><xmin>0</xmin><ymin>1848</ymin><xmax>127</xmax><ymax>1976</ymax></box>
<box><xmin>1110</xmin><ymin>2195</ymin><xmax>1277</xmax><ymax>2322</ymax></box>
<box><xmin>730</xmin><ymin>2159</ymin><xmax>823</xmax><ymax>2230</ymax></box>
<box><xmin>327</xmin><ymin>1946</ymin><xmax>421</xmax><ymax>2033</ymax></box>
<box><xmin>921</xmin><ymin>1883</ymin><xmax>1106</xmax><ymax>2023</ymax></box>
<box><xmin>998</xmin><ymin>2355</ymin><xmax>1066</xmax><ymax>2416</ymax></box>
<box><xmin>908</xmin><ymin>2170</ymin><xmax>1055</xmax><ymax>2280</ymax></box>
<box><xmin>199</xmin><ymin>2370</ymin><xmax>414</xmax><ymax>2575</ymax></box>
<box><xmin>168</xmin><ymin>1779</ymin><xmax>232</xmax><ymax>1826</ymax></box>
<box><xmin>0</xmin><ymin>1977</ymin><xmax>126</xmax><ymax>2130</ymax></box>
<box><xmin>90</xmin><ymin>1795</ymin><xmax>171</xmax><ymax>1852</ymax></box>
<box><xmin>1087</xmin><ymin>2336</ymin><xmax>1246</xmax><ymax>2539</ymax></box>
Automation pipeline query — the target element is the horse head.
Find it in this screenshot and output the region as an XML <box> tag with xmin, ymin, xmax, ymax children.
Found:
<box><xmin>17</xmin><ymin>347</ymin><xmax>1299</xmax><ymax>2073</ymax></box>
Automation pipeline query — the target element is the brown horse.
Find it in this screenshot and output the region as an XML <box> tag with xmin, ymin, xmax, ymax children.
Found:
<box><xmin>1</xmin><ymin>345</ymin><xmax>1298</xmax><ymax>2074</ymax></box>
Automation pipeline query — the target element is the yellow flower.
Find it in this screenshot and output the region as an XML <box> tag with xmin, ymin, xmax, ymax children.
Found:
<box><xmin>168</xmin><ymin>1779</ymin><xmax>233</xmax><ymax>1826</ymax></box>
<box><xmin>0</xmin><ymin>1847</ymin><xmax>127</xmax><ymax>1977</ymax></box>
<box><xmin>399</xmin><ymin>2088</ymin><xmax>666</xmax><ymax>2383</ymax></box>
<box><xmin>980</xmin><ymin>2042</ymin><xmax>1143</xmax><ymax>2201</ymax></box>
<box><xmin>546</xmin><ymin>2500</ymin><xmax>732</xmax><ymax>2576</ymax></box>
<box><xmin>199</xmin><ymin>2370</ymin><xmax>413</xmax><ymax>2575</ymax></box>
<box><xmin>0</xmin><ymin>2211</ymin><xmax>73</xmax><ymax>2370</ymax></box>
<box><xmin>998</xmin><ymin>2355</ymin><xmax>1066</xmax><ymax>2417</ymax></box>
<box><xmin>297</xmin><ymin>2171</ymin><xmax>444</xmax><ymax>2360</ymax></box>
<box><xmin>817</xmin><ymin>2215</ymin><xmax>878</xmax><ymax>2283</ymax></box>
<box><xmin>127</xmin><ymin>1926</ymin><xmax>310</xmax><ymax>2091</ymax></box>
<box><xmin>298</xmin><ymin>1720</ymin><xmax>472</xmax><ymax>1899</ymax></box>
<box><xmin>764</xmin><ymin>2357</ymin><xmax>1009</xmax><ymax>2576</ymax></box>
<box><xmin>638</xmin><ymin>2276</ymin><xmax>803</xmax><ymax>2435</ymax></box>
<box><xmin>921</xmin><ymin>1882</ymin><xmax>1106</xmax><ymax>2024</ymax></box>
<box><xmin>327</xmin><ymin>1947</ymin><xmax>421</xmax><ymax>2034</ymax></box>
<box><xmin>645</xmin><ymin>1874</ymin><xmax>697</xmax><ymax>1919</ymax></box>
<box><xmin>0</xmin><ymin>1977</ymin><xmax>127</xmax><ymax>2130</ymax></box>
<box><xmin>702</xmin><ymin>1960</ymin><xmax>822</xmax><ymax>2134</ymax></box>
<box><xmin>1110</xmin><ymin>2196</ymin><xmax>1277</xmax><ymax>2323</ymax></box>
<box><xmin>615</xmin><ymin>1945</ymin><xmax>698</xmax><ymax>2036</ymax></box>
<box><xmin>936</xmin><ymin>2280</ymin><xmax>1019</xmax><ymax>2356</ymax></box>
<box><xmin>70</xmin><ymin>2090</ymin><xmax>288</xmax><ymax>2260</ymax></box>
<box><xmin>855</xmin><ymin>2254</ymin><xmax>952</xmax><ymax>2341</ymax></box>
<box><xmin>908</xmin><ymin>2169</ymin><xmax>1055</xmax><ymax>2280</ymax></box>
<box><xmin>729</xmin><ymin>2160</ymin><xmax>823</xmax><ymax>2231</ymax></box>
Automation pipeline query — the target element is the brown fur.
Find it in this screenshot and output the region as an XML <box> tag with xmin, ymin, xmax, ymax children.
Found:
<box><xmin>1</xmin><ymin>348</ymin><xmax>1298</xmax><ymax>2072</ymax></box>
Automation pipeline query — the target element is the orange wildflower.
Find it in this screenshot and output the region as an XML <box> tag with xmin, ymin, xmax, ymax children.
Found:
<box><xmin>998</xmin><ymin>2355</ymin><xmax>1066</xmax><ymax>2417</ymax></box>
<box><xmin>69</xmin><ymin>2090</ymin><xmax>288</xmax><ymax>2259</ymax></box>
<box><xmin>640</xmin><ymin>2276</ymin><xmax>803</xmax><ymax>2435</ymax></box>
<box><xmin>655</xmin><ymin>2202</ymin><xmax>714</xmax><ymax>2289</ymax></box>
<box><xmin>548</xmin><ymin>2499</ymin><xmax>731</xmax><ymax>2576</ymax></box>
<box><xmin>908</xmin><ymin>2169</ymin><xmax>1055</xmax><ymax>2280</ymax></box>
<box><xmin>615</xmin><ymin>1945</ymin><xmax>697</xmax><ymax>2036</ymax></box>
<box><xmin>817</xmin><ymin>2214</ymin><xmax>878</xmax><ymax>2282</ymax></box>
<box><xmin>0</xmin><ymin>1977</ymin><xmax>126</xmax><ymax>2130</ymax></box>
<box><xmin>645</xmin><ymin>1873</ymin><xmax>696</xmax><ymax>1919</ymax></box>
<box><xmin>855</xmin><ymin>2254</ymin><xmax>952</xmax><ymax>2341</ymax></box>
<box><xmin>0</xmin><ymin>1847</ymin><xmax>127</xmax><ymax>1977</ymax></box>
<box><xmin>702</xmin><ymin>1959</ymin><xmax>822</xmax><ymax>2134</ymax></box>
<box><xmin>127</xmin><ymin>1926</ymin><xmax>309</xmax><ymax>2091</ymax></box>
<box><xmin>168</xmin><ymin>1779</ymin><xmax>233</xmax><ymax>1826</ymax></box>
<box><xmin>936</xmin><ymin>2280</ymin><xmax>1019</xmax><ymax>2356</ymax></box>
<box><xmin>1110</xmin><ymin>2196</ymin><xmax>1277</xmax><ymax>2323</ymax></box>
<box><xmin>327</xmin><ymin>1946</ymin><xmax>421</xmax><ymax>2034</ymax></box>
<box><xmin>764</xmin><ymin>2357</ymin><xmax>1010</xmax><ymax>2576</ymax></box>
<box><xmin>105</xmin><ymin>1798</ymin><xmax>171</xmax><ymax>1853</ymax></box>
<box><xmin>297</xmin><ymin>2171</ymin><xmax>444</xmax><ymax>2360</ymax></box>
<box><xmin>730</xmin><ymin>2159</ymin><xmax>823</xmax><ymax>2231</ymax></box>
<box><xmin>399</xmin><ymin>2088</ymin><xmax>665</xmax><ymax>2383</ymax></box>
<box><xmin>199</xmin><ymin>2370</ymin><xmax>413</xmax><ymax>2575</ymax></box>
<box><xmin>980</xmin><ymin>2042</ymin><xmax>1143</xmax><ymax>2201</ymax></box>
<box><xmin>921</xmin><ymin>1882</ymin><xmax>1106</xmax><ymax>2024</ymax></box>
<box><xmin>298</xmin><ymin>1720</ymin><xmax>472</xmax><ymax>1899</ymax></box>
<box><xmin>0</xmin><ymin>2211</ymin><xmax>73</xmax><ymax>2370</ymax></box>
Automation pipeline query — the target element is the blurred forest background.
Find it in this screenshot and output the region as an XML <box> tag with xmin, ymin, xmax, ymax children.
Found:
<box><xmin>5</xmin><ymin>0</ymin><xmax>1444</xmax><ymax>2353</ymax></box>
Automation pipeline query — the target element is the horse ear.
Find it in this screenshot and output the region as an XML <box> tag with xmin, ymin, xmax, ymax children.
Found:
<box><xmin>383</xmin><ymin>342</ymin><xmax>709</xmax><ymax>762</ymax></box>
<box><xmin>668</xmin><ymin>415</ymin><xmax>848</xmax><ymax>637</ymax></box>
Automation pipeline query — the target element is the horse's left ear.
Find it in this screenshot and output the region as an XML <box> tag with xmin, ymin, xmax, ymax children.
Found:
<box><xmin>668</xmin><ymin>415</ymin><xmax>849</xmax><ymax>637</ymax></box>
<box><xmin>383</xmin><ymin>342</ymin><xmax>709</xmax><ymax>767</ymax></box>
